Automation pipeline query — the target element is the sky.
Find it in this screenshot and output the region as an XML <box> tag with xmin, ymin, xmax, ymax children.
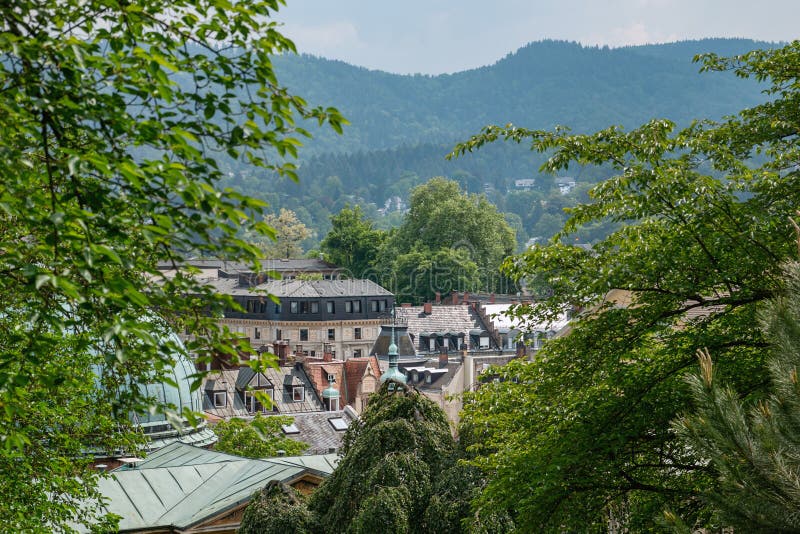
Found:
<box><xmin>275</xmin><ymin>0</ymin><xmax>799</xmax><ymax>75</ymax></box>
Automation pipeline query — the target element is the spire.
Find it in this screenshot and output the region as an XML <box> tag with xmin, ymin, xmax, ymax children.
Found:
<box><xmin>381</xmin><ymin>306</ymin><xmax>406</xmax><ymax>385</ymax></box>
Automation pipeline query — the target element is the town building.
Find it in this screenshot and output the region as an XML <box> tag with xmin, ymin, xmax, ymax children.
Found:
<box><xmin>198</xmin><ymin>276</ymin><xmax>394</xmax><ymax>361</ymax></box>
<box><xmin>85</xmin><ymin>441</ymin><xmax>338</xmax><ymax>533</ymax></box>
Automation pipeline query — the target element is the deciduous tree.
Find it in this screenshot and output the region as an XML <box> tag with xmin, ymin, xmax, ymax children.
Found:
<box><xmin>213</xmin><ymin>415</ymin><xmax>308</xmax><ymax>458</ymax></box>
<box><xmin>451</xmin><ymin>42</ymin><xmax>800</xmax><ymax>530</ymax></box>
<box><xmin>0</xmin><ymin>0</ymin><xmax>343</xmax><ymax>530</ymax></box>
<box><xmin>320</xmin><ymin>205</ymin><xmax>386</xmax><ymax>278</ymax></box>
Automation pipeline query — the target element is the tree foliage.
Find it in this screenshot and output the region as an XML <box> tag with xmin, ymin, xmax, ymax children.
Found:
<box><xmin>213</xmin><ymin>415</ymin><xmax>308</xmax><ymax>458</ymax></box>
<box><xmin>452</xmin><ymin>41</ymin><xmax>800</xmax><ymax>530</ymax></box>
<box><xmin>673</xmin><ymin>261</ymin><xmax>800</xmax><ymax>532</ymax></box>
<box><xmin>306</xmin><ymin>383</ymin><xmax>506</xmax><ymax>532</ymax></box>
<box><xmin>0</xmin><ymin>0</ymin><xmax>343</xmax><ymax>530</ymax></box>
<box><xmin>239</xmin><ymin>481</ymin><xmax>320</xmax><ymax>534</ymax></box>
<box><xmin>254</xmin><ymin>208</ymin><xmax>312</xmax><ymax>259</ymax></box>
<box><xmin>320</xmin><ymin>205</ymin><xmax>386</xmax><ymax>278</ymax></box>
<box><xmin>377</xmin><ymin>177</ymin><xmax>516</xmax><ymax>301</ymax></box>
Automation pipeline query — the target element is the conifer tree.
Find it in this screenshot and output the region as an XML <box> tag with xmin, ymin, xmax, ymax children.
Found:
<box><xmin>674</xmin><ymin>260</ymin><xmax>800</xmax><ymax>531</ymax></box>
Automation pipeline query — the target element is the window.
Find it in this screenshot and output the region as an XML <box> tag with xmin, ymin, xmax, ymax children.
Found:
<box><xmin>354</xmin><ymin>327</ymin><xmax>362</xmax><ymax>340</ymax></box>
<box><xmin>300</xmin><ymin>329</ymin><xmax>308</xmax><ymax>341</ymax></box>
<box><xmin>213</xmin><ymin>391</ymin><xmax>226</xmax><ymax>408</ymax></box>
<box><xmin>290</xmin><ymin>301</ymin><xmax>298</xmax><ymax>313</ymax></box>
<box><xmin>370</xmin><ymin>300</ymin><xmax>378</xmax><ymax>312</ymax></box>
<box><xmin>327</xmin><ymin>373</ymin><xmax>335</xmax><ymax>383</ymax></box>
<box><xmin>345</xmin><ymin>301</ymin><xmax>352</xmax><ymax>313</ymax></box>
<box><xmin>244</xmin><ymin>391</ymin><xmax>270</xmax><ymax>413</ymax></box>
<box><xmin>275</xmin><ymin>303</ymin><xmax>281</xmax><ymax>314</ymax></box>
<box><xmin>426</xmin><ymin>374</ymin><xmax>432</xmax><ymax>384</ymax></box>
<box><xmin>327</xmin><ymin>397</ymin><xmax>339</xmax><ymax>411</ymax></box>
<box><xmin>310</xmin><ymin>301</ymin><xmax>319</xmax><ymax>313</ymax></box>
<box><xmin>292</xmin><ymin>386</ymin><xmax>305</xmax><ymax>401</ymax></box>
<box><xmin>328</xmin><ymin>328</ymin><xmax>335</xmax><ymax>341</ymax></box>
<box><xmin>276</xmin><ymin>328</ymin><xmax>282</xmax><ymax>340</ymax></box>
<box><xmin>254</xmin><ymin>327</ymin><xmax>261</xmax><ymax>340</ymax></box>
<box><xmin>326</xmin><ymin>301</ymin><xmax>335</xmax><ymax>313</ymax></box>
<box><xmin>353</xmin><ymin>300</ymin><xmax>361</xmax><ymax>313</ymax></box>
<box><xmin>379</xmin><ymin>299</ymin><xmax>387</xmax><ymax>311</ymax></box>
<box><xmin>353</xmin><ymin>349</ymin><xmax>362</xmax><ymax>358</ymax></box>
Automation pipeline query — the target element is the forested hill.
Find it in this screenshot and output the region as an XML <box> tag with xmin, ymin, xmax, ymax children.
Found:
<box><xmin>223</xmin><ymin>38</ymin><xmax>776</xmax><ymax>249</ymax></box>
<box><xmin>271</xmin><ymin>38</ymin><xmax>773</xmax><ymax>155</ymax></box>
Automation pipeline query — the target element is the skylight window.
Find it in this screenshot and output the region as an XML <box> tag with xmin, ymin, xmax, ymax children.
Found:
<box><xmin>329</xmin><ymin>417</ymin><xmax>348</xmax><ymax>431</ymax></box>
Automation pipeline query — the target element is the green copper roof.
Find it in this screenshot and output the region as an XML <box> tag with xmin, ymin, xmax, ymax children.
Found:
<box><xmin>83</xmin><ymin>442</ymin><xmax>338</xmax><ymax>532</ymax></box>
<box><xmin>322</xmin><ymin>384</ymin><xmax>340</xmax><ymax>399</ymax></box>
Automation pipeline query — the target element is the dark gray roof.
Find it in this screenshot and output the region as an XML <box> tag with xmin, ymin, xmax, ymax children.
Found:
<box><xmin>256</xmin><ymin>279</ymin><xmax>392</xmax><ymax>298</ymax></box>
<box><xmin>157</xmin><ymin>258</ymin><xmax>339</xmax><ymax>272</ymax></box>
<box><xmin>203</xmin><ymin>365</ymin><xmax>325</xmax><ymax>419</ymax></box>
<box><xmin>199</xmin><ymin>277</ymin><xmax>392</xmax><ymax>298</ymax></box>
<box><xmin>396</xmin><ymin>305</ymin><xmax>485</xmax><ymax>352</ymax></box>
<box><xmin>284</xmin><ymin>409</ymin><xmax>357</xmax><ymax>454</ymax></box>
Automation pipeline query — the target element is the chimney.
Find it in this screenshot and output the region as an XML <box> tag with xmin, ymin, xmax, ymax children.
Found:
<box><xmin>323</xmin><ymin>350</ymin><xmax>333</xmax><ymax>362</ymax></box>
<box><xmin>451</xmin><ymin>290</ymin><xmax>459</xmax><ymax>305</ymax></box>
<box><xmin>423</xmin><ymin>302</ymin><xmax>432</xmax><ymax>315</ymax></box>
<box><xmin>463</xmin><ymin>291</ymin><xmax>469</xmax><ymax>304</ymax></box>
<box><xmin>438</xmin><ymin>349</ymin><xmax>448</xmax><ymax>368</ymax></box>
<box><xmin>274</xmin><ymin>342</ymin><xmax>289</xmax><ymax>366</ymax></box>
<box><xmin>490</xmin><ymin>292</ymin><xmax>495</xmax><ymax>304</ymax></box>
<box><xmin>401</xmin><ymin>302</ymin><xmax>412</xmax><ymax>308</ymax></box>
<box><xmin>435</xmin><ymin>291</ymin><xmax>441</xmax><ymax>304</ymax></box>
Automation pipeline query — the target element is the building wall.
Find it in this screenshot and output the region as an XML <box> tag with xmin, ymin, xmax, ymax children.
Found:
<box><xmin>218</xmin><ymin>317</ymin><xmax>382</xmax><ymax>360</ymax></box>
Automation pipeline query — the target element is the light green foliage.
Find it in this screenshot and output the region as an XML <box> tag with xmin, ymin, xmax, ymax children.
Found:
<box><xmin>674</xmin><ymin>262</ymin><xmax>800</xmax><ymax>532</ymax></box>
<box><xmin>451</xmin><ymin>42</ymin><xmax>800</xmax><ymax>530</ymax></box>
<box><xmin>213</xmin><ymin>415</ymin><xmax>308</xmax><ymax>458</ymax></box>
<box><xmin>251</xmin><ymin>208</ymin><xmax>312</xmax><ymax>258</ymax></box>
<box><xmin>320</xmin><ymin>205</ymin><xmax>386</xmax><ymax>278</ymax></box>
<box><xmin>378</xmin><ymin>177</ymin><xmax>516</xmax><ymax>301</ymax></box>
<box><xmin>239</xmin><ymin>481</ymin><xmax>320</xmax><ymax>534</ymax></box>
<box><xmin>0</xmin><ymin>0</ymin><xmax>343</xmax><ymax>530</ymax></box>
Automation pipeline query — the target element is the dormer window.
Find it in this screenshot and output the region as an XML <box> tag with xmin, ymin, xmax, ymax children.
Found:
<box><xmin>292</xmin><ymin>386</ymin><xmax>305</xmax><ymax>402</ymax></box>
<box><xmin>244</xmin><ymin>390</ymin><xmax>271</xmax><ymax>413</ymax></box>
<box><xmin>213</xmin><ymin>391</ymin><xmax>226</xmax><ymax>408</ymax></box>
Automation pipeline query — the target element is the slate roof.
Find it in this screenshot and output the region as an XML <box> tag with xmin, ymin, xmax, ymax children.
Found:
<box><xmin>257</xmin><ymin>278</ymin><xmax>392</xmax><ymax>298</ymax></box>
<box><xmin>399</xmin><ymin>361</ymin><xmax>462</xmax><ymax>391</ymax></box>
<box><xmin>203</xmin><ymin>364</ymin><xmax>325</xmax><ymax>419</ymax></box>
<box><xmin>396</xmin><ymin>305</ymin><xmax>485</xmax><ymax>352</ymax></box>
<box><xmin>86</xmin><ymin>442</ymin><xmax>337</xmax><ymax>533</ymax></box>
<box><xmin>482</xmin><ymin>303</ymin><xmax>570</xmax><ymax>333</ymax></box>
<box><xmin>285</xmin><ymin>408</ymin><xmax>356</xmax><ymax>454</ymax></box>
<box><xmin>156</xmin><ymin>258</ymin><xmax>339</xmax><ymax>273</ymax></box>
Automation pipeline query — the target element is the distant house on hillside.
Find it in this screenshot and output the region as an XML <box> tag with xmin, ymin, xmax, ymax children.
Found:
<box><xmin>514</xmin><ymin>178</ymin><xmax>537</xmax><ymax>190</ymax></box>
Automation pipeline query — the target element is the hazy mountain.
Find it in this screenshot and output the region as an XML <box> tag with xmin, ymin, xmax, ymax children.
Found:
<box><xmin>222</xmin><ymin>38</ymin><xmax>776</xmax><ymax>248</ymax></box>
<box><xmin>272</xmin><ymin>38</ymin><xmax>772</xmax><ymax>155</ymax></box>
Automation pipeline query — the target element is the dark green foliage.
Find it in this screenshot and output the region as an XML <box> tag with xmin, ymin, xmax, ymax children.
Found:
<box><xmin>376</xmin><ymin>177</ymin><xmax>516</xmax><ymax>302</ymax></box>
<box><xmin>453</xmin><ymin>41</ymin><xmax>800</xmax><ymax>530</ymax></box>
<box><xmin>239</xmin><ymin>481</ymin><xmax>319</xmax><ymax>534</ymax></box>
<box><xmin>674</xmin><ymin>262</ymin><xmax>800</xmax><ymax>532</ymax></box>
<box><xmin>305</xmin><ymin>383</ymin><xmax>485</xmax><ymax>533</ymax></box>
<box><xmin>320</xmin><ymin>205</ymin><xmax>386</xmax><ymax>278</ymax></box>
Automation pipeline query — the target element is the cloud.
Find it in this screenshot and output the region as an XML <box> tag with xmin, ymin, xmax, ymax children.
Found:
<box><xmin>282</xmin><ymin>21</ymin><xmax>361</xmax><ymax>52</ymax></box>
<box><xmin>584</xmin><ymin>22</ymin><xmax>680</xmax><ymax>47</ymax></box>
